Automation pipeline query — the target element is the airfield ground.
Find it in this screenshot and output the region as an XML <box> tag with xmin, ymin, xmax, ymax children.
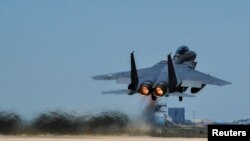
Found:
<box><xmin>0</xmin><ymin>136</ymin><xmax>206</xmax><ymax>141</ymax></box>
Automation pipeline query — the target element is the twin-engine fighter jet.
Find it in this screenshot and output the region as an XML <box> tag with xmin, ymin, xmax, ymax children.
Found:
<box><xmin>92</xmin><ymin>46</ymin><xmax>231</xmax><ymax>101</ymax></box>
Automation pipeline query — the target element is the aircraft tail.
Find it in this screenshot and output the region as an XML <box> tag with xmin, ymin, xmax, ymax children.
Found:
<box><xmin>168</xmin><ymin>54</ymin><xmax>178</xmax><ymax>93</ymax></box>
<box><xmin>128</xmin><ymin>52</ymin><xmax>139</xmax><ymax>94</ymax></box>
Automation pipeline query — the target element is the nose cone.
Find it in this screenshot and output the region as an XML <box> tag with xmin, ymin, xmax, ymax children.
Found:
<box><xmin>176</xmin><ymin>46</ymin><xmax>190</xmax><ymax>55</ymax></box>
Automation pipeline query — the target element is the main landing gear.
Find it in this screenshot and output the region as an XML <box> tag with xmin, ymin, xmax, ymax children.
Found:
<box><xmin>179</xmin><ymin>96</ymin><xmax>183</xmax><ymax>102</ymax></box>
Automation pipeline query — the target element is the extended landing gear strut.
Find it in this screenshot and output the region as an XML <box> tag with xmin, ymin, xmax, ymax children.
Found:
<box><xmin>151</xmin><ymin>94</ymin><xmax>157</xmax><ymax>101</ymax></box>
<box><xmin>179</xmin><ymin>96</ymin><xmax>183</xmax><ymax>102</ymax></box>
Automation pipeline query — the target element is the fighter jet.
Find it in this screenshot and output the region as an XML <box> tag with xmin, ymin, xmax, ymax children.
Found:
<box><xmin>92</xmin><ymin>46</ymin><xmax>231</xmax><ymax>101</ymax></box>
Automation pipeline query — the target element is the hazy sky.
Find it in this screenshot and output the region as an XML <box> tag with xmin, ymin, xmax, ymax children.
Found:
<box><xmin>0</xmin><ymin>0</ymin><xmax>250</xmax><ymax>121</ymax></box>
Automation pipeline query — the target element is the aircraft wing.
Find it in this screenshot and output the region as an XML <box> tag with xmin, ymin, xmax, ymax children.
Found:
<box><xmin>92</xmin><ymin>67</ymin><xmax>150</xmax><ymax>84</ymax></box>
<box><xmin>93</xmin><ymin>60</ymin><xmax>231</xmax><ymax>87</ymax></box>
<box><xmin>92</xmin><ymin>61</ymin><xmax>166</xmax><ymax>84</ymax></box>
<box><xmin>176</xmin><ymin>64</ymin><xmax>231</xmax><ymax>87</ymax></box>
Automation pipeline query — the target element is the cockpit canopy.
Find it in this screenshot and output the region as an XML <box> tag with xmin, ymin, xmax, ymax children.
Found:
<box><xmin>174</xmin><ymin>46</ymin><xmax>196</xmax><ymax>64</ymax></box>
<box><xmin>176</xmin><ymin>46</ymin><xmax>190</xmax><ymax>55</ymax></box>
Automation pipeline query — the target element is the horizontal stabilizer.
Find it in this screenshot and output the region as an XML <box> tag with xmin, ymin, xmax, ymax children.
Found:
<box><xmin>92</xmin><ymin>74</ymin><xmax>116</xmax><ymax>80</ymax></box>
<box><xmin>117</xmin><ymin>77</ymin><xmax>130</xmax><ymax>84</ymax></box>
<box><xmin>101</xmin><ymin>89</ymin><xmax>129</xmax><ymax>94</ymax></box>
<box><xmin>181</xmin><ymin>80</ymin><xmax>203</xmax><ymax>88</ymax></box>
<box><xmin>169</xmin><ymin>92</ymin><xmax>195</xmax><ymax>97</ymax></box>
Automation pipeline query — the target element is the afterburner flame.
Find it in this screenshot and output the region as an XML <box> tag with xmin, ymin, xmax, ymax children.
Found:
<box><xmin>140</xmin><ymin>86</ymin><xmax>150</xmax><ymax>95</ymax></box>
<box><xmin>155</xmin><ymin>87</ymin><xmax>165</xmax><ymax>96</ymax></box>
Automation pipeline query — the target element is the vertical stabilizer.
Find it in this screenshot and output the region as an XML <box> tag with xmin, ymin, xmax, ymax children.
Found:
<box><xmin>128</xmin><ymin>52</ymin><xmax>139</xmax><ymax>93</ymax></box>
<box><xmin>168</xmin><ymin>54</ymin><xmax>177</xmax><ymax>93</ymax></box>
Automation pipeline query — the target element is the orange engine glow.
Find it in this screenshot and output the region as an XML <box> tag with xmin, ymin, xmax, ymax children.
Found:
<box><xmin>140</xmin><ymin>86</ymin><xmax>150</xmax><ymax>95</ymax></box>
<box><xmin>155</xmin><ymin>87</ymin><xmax>165</xmax><ymax>96</ymax></box>
<box><xmin>154</xmin><ymin>82</ymin><xmax>168</xmax><ymax>97</ymax></box>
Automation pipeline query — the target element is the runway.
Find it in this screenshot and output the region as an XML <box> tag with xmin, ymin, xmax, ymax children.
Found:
<box><xmin>0</xmin><ymin>136</ymin><xmax>206</xmax><ymax>141</ymax></box>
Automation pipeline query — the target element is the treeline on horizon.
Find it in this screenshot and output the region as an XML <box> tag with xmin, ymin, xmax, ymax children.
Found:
<box><xmin>0</xmin><ymin>110</ymin><xmax>129</xmax><ymax>135</ymax></box>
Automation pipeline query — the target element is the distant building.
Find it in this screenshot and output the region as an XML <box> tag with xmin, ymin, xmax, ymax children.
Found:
<box><xmin>185</xmin><ymin>119</ymin><xmax>192</xmax><ymax>125</ymax></box>
<box><xmin>233</xmin><ymin>119</ymin><xmax>250</xmax><ymax>125</ymax></box>
<box><xmin>194</xmin><ymin>118</ymin><xmax>215</xmax><ymax>126</ymax></box>
<box><xmin>168</xmin><ymin>108</ymin><xmax>185</xmax><ymax>124</ymax></box>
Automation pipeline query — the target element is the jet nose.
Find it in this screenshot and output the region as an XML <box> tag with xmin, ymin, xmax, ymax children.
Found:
<box><xmin>176</xmin><ymin>46</ymin><xmax>190</xmax><ymax>55</ymax></box>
